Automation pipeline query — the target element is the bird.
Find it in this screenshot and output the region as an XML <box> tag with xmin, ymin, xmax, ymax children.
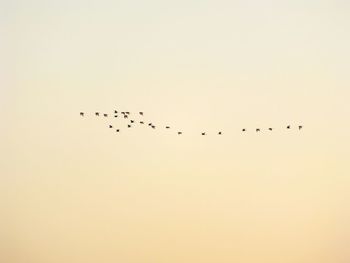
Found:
<box><xmin>121</xmin><ymin>112</ymin><xmax>125</xmax><ymax>115</ymax></box>
<box><xmin>116</xmin><ymin>129</ymin><xmax>120</xmax><ymax>133</ymax></box>
<box><xmin>103</xmin><ymin>114</ymin><xmax>108</xmax><ymax>117</ymax></box>
<box><xmin>218</xmin><ymin>132</ymin><xmax>222</xmax><ymax>135</ymax></box>
<box><xmin>178</xmin><ymin>132</ymin><xmax>182</xmax><ymax>135</ymax></box>
<box><xmin>139</xmin><ymin>112</ymin><xmax>143</xmax><ymax>116</ymax></box>
<box><xmin>126</xmin><ymin>112</ymin><xmax>130</xmax><ymax>115</ymax></box>
<box><xmin>114</xmin><ymin>115</ymin><xmax>118</xmax><ymax>118</ymax></box>
<box><xmin>299</xmin><ymin>125</ymin><xmax>303</xmax><ymax>130</ymax></box>
<box><xmin>124</xmin><ymin>115</ymin><xmax>128</xmax><ymax>119</ymax></box>
<box><xmin>127</xmin><ymin>124</ymin><xmax>131</xmax><ymax>128</ymax></box>
<box><xmin>269</xmin><ymin>128</ymin><xmax>273</xmax><ymax>131</ymax></box>
<box><xmin>80</xmin><ymin>112</ymin><xmax>84</xmax><ymax>116</ymax></box>
<box><xmin>148</xmin><ymin>123</ymin><xmax>152</xmax><ymax>126</ymax></box>
<box><xmin>242</xmin><ymin>129</ymin><xmax>246</xmax><ymax>132</ymax></box>
<box><xmin>166</xmin><ymin>126</ymin><xmax>170</xmax><ymax>129</ymax></box>
<box><xmin>109</xmin><ymin>125</ymin><xmax>113</xmax><ymax>128</ymax></box>
<box><xmin>287</xmin><ymin>125</ymin><xmax>291</xmax><ymax>129</ymax></box>
<box><xmin>130</xmin><ymin>120</ymin><xmax>135</xmax><ymax>123</ymax></box>
<box><xmin>256</xmin><ymin>128</ymin><xmax>260</xmax><ymax>132</ymax></box>
<box><xmin>95</xmin><ymin>112</ymin><xmax>100</xmax><ymax>116</ymax></box>
<box><xmin>201</xmin><ymin>132</ymin><xmax>206</xmax><ymax>135</ymax></box>
<box><xmin>140</xmin><ymin>121</ymin><xmax>144</xmax><ymax>124</ymax></box>
<box><xmin>151</xmin><ymin>125</ymin><xmax>156</xmax><ymax>129</ymax></box>
<box><xmin>114</xmin><ymin>110</ymin><xmax>118</xmax><ymax>114</ymax></box>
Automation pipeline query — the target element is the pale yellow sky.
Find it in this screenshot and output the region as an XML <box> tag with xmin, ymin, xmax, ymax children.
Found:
<box><xmin>1</xmin><ymin>1</ymin><xmax>350</xmax><ymax>262</ymax></box>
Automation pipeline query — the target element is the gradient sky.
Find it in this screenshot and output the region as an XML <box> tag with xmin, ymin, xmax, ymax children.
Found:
<box><xmin>1</xmin><ymin>1</ymin><xmax>350</xmax><ymax>262</ymax></box>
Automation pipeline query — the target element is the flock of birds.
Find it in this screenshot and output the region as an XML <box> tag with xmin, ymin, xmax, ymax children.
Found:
<box><xmin>79</xmin><ymin>110</ymin><xmax>303</xmax><ymax>135</ymax></box>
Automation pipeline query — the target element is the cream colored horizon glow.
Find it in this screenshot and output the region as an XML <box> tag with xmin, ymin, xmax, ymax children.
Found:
<box><xmin>1</xmin><ymin>1</ymin><xmax>350</xmax><ymax>262</ymax></box>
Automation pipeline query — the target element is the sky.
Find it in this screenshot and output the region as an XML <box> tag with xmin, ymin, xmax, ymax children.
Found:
<box><xmin>1</xmin><ymin>0</ymin><xmax>350</xmax><ymax>262</ymax></box>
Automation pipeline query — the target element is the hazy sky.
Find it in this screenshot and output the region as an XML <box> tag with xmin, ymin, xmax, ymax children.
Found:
<box><xmin>1</xmin><ymin>1</ymin><xmax>350</xmax><ymax>262</ymax></box>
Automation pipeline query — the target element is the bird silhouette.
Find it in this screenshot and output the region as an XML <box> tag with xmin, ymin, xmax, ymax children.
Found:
<box><xmin>178</xmin><ymin>132</ymin><xmax>182</xmax><ymax>135</ymax></box>
<box><xmin>95</xmin><ymin>112</ymin><xmax>99</xmax><ymax>116</ymax></box>
<box><xmin>201</xmin><ymin>132</ymin><xmax>206</xmax><ymax>135</ymax></box>
<box><xmin>130</xmin><ymin>120</ymin><xmax>135</xmax><ymax>123</ymax></box>
<box><xmin>80</xmin><ymin>112</ymin><xmax>84</xmax><ymax>116</ymax></box>
<box><xmin>256</xmin><ymin>128</ymin><xmax>260</xmax><ymax>132</ymax></box>
<box><xmin>139</xmin><ymin>112</ymin><xmax>143</xmax><ymax>116</ymax></box>
<box><xmin>299</xmin><ymin>125</ymin><xmax>303</xmax><ymax>130</ymax></box>
<box><xmin>126</xmin><ymin>112</ymin><xmax>130</xmax><ymax>115</ymax></box>
<box><xmin>151</xmin><ymin>125</ymin><xmax>156</xmax><ymax>129</ymax></box>
<box><xmin>218</xmin><ymin>132</ymin><xmax>222</xmax><ymax>135</ymax></box>
<box><xmin>148</xmin><ymin>123</ymin><xmax>152</xmax><ymax>126</ymax></box>
<box><xmin>269</xmin><ymin>128</ymin><xmax>273</xmax><ymax>131</ymax></box>
<box><xmin>124</xmin><ymin>115</ymin><xmax>128</xmax><ymax>119</ymax></box>
<box><xmin>128</xmin><ymin>124</ymin><xmax>131</xmax><ymax>128</ymax></box>
<box><xmin>140</xmin><ymin>121</ymin><xmax>144</xmax><ymax>124</ymax></box>
<box><xmin>121</xmin><ymin>112</ymin><xmax>125</xmax><ymax>115</ymax></box>
<box><xmin>114</xmin><ymin>115</ymin><xmax>118</xmax><ymax>118</ymax></box>
<box><xmin>103</xmin><ymin>114</ymin><xmax>108</xmax><ymax>117</ymax></box>
<box><xmin>242</xmin><ymin>129</ymin><xmax>246</xmax><ymax>132</ymax></box>
<box><xmin>166</xmin><ymin>126</ymin><xmax>170</xmax><ymax>129</ymax></box>
<box><xmin>116</xmin><ymin>129</ymin><xmax>120</xmax><ymax>133</ymax></box>
<box><xmin>109</xmin><ymin>125</ymin><xmax>113</xmax><ymax>128</ymax></box>
<box><xmin>287</xmin><ymin>125</ymin><xmax>291</xmax><ymax>129</ymax></box>
<box><xmin>114</xmin><ymin>110</ymin><xmax>118</xmax><ymax>114</ymax></box>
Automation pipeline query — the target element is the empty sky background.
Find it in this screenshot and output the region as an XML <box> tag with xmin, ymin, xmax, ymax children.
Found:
<box><xmin>1</xmin><ymin>0</ymin><xmax>350</xmax><ymax>262</ymax></box>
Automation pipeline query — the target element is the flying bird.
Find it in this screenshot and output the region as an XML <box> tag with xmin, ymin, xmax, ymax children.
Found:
<box><xmin>114</xmin><ymin>115</ymin><xmax>118</xmax><ymax>118</ymax></box>
<box><xmin>126</xmin><ymin>112</ymin><xmax>130</xmax><ymax>115</ymax></box>
<box><xmin>114</xmin><ymin>110</ymin><xmax>118</xmax><ymax>114</ymax></box>
<box><xmin>124</xmin><ymin>115</ymin><xmax>128</xmax><ymax>119</ymax></box>
<box><xmin>201</xmin><ymin>132</ymin><xmax>206</xmax><ymax>136</ymax></box>
<box><xmin>148</xmin><ymin>123</ymin><xmax>152</xmax><ymax>126</ymax></box>
<box><xmin>178</xmin><ymin>132</ymin><xmax>182</xmax><ymax>135</ymax></box>
<box><xmin>269</xmin><ymin>128</ymin><xmax>273</xmax><ymax>131</ymax></box>
<box><xmin>80</xmin><ymin>112</ymin><xmax>84</xmax><ymax>116</ymax></box>
<box><xmin>140</xmin><ymin>121</ymin><xmax>144</xmax><ymax>124</ymax></box>
<box><xmin>299</xmin><ymin>125</ymin><xmax>303</xmax><ymax>130</ymax></box>
<box><xmin>109</xmin><ymin>125</ymin><xmax>113</xmax><ymax>128</ymax></box>
<box><xmin>242</xmin><ymin>129</ymin><xmax>246</xmax><ymax>132</ymax></box>
<box><xmin>103</xmin><ymin>114</ymin><xmax>108</xmax><ymax>117</ymax></box>
<box><xmin>256</xmin><ymin>129</ymin><xmax>260</xmax><ymax>132</ymax></box>
<box><xmin>139</xmin><ymin>112</ymin><xmax>143</xmax><ymax>116</ymax></box>
<box><xmin>218</xmin><ymin>132</ymin><xmax>222</xmax><ymax>135</ymax></box>
<box><xmin>130</xmin><ymin>120</ymin><xmax>135</xmax><ymax>123</ymax></box>
<box><xmin>287</xmin><ymin>125</ymin><xmax>291</xmax><ymax>129</ymax></box>
<box><xmin>95</xmin><ymin>112</ymin><xmax>99</xmax><ymax>116</ymax></box>
<box><xmin>116</xmin><ymin>129</ymin><xmax>120</xmax><ymax>133</ymax></box>
<box><xmin>151</xmin><ymin>125</ymin><xmax>156</xmax><ymax>129</ymax></box>
<box><xmin>166</xmin><ymin>126</ymin><xmax>170</xmax><ymax>129</ymax></box>
<box><xmin>128</xmin><ymin>125</ymin><xmax>132</xmax><ymax>128</ymax></box>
